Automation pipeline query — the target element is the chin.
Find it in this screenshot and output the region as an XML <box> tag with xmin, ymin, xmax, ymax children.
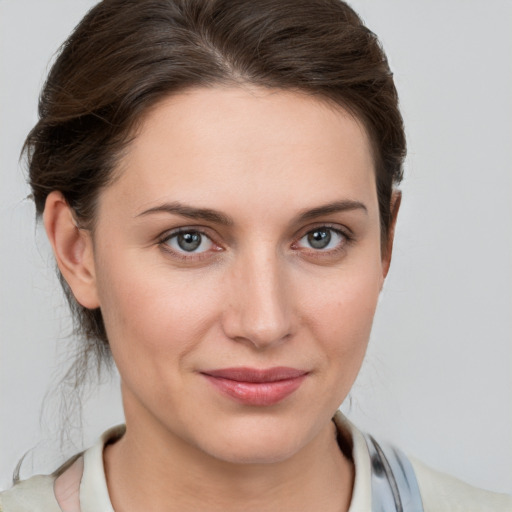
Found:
<box><xmin>193</xmin><ymin>415</ymin><xmax>316</xmax><ymax>465</ymax></box>
<box><xmin>206</xmin><ymin>439</ymin><xmax>302</xmax><ymax>465</ymax></box>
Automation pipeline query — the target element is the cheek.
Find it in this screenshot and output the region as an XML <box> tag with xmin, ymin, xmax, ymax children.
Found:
<box><xmin>94</xmin><ymin>251</ymin><xmax>221</xmax><ymax>377</ymax></box>
<box><xmin>299</xmin><ymin>255</ymin><xmax>383</xmax><ymax>378</ymax></box>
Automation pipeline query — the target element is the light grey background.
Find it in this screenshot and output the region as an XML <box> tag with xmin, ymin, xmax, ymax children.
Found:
<box><xmin>1</xmin><ymin>0</ymin><xmax>511</xmax><ymax>494</ymax></box>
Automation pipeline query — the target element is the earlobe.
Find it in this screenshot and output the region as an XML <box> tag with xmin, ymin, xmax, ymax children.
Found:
<box><xmin>382</xmin><ymin>190</ymin><xmax>402</xmax><ymax>280</ymax></box>
<box><xmin>43</xmin><ymin>191</ymin><xmax>100</xmax><ymax>309</ymax></box>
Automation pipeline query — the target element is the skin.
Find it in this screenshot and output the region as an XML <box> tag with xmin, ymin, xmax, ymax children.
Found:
<box><xmin>44</xmin><ymin>86</ymin><xmax>398</xmax><ymax>512</ymax></box>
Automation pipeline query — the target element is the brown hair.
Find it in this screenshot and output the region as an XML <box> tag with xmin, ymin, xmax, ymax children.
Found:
<box><xmin>24</xmin><ymin>0</ymin><xmax>406</xmax><ymax>366</ymax></box>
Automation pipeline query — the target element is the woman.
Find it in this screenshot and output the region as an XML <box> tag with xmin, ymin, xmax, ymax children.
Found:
<box><xmin>1</xmin><ymin>0</ymin><xmax>511</xmax><ymax>510</ymax></box>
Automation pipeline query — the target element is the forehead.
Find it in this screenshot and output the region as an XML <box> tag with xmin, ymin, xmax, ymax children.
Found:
<box><xmin>102</xmin><ymin>86</ymin><xmax>377</xmax><ymax>219</ymax></box>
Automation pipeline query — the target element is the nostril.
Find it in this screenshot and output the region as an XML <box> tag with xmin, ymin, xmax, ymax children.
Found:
<box><xmin>229</xmin><ymin>309</ymin><xmax>294</xmax><ymax>348</ymax></box>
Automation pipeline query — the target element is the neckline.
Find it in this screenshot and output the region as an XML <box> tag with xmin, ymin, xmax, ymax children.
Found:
<box><xmin>56</xmin><ymin>414</ymin><xmax>371</xmax><ymax>512</ymax></box>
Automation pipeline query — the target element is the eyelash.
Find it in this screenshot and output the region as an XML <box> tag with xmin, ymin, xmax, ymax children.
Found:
<box><xmin>157</xmin><ymin>224</ymin><xmax>353</xmax><ymax>261</ymax></box>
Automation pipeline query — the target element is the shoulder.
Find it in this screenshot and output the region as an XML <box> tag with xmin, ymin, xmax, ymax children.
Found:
<box><xmin>410</xmin><ymin>457</ymin><xmax>512</xmax><ymax>512</ymax></box>
<box><xmin>0</xmin><ymin>475</ymin><xmax>60</xmax><ymax>512</ymax></box>
<box><xmin>334</xmin><ymin>411</ymin><xmax>512</xmax><ymax>512</ymax></box>
<box><xmin>0</xmin><ymin>425</ymin><xmax>124</xmax><ymax>512</ymax></box>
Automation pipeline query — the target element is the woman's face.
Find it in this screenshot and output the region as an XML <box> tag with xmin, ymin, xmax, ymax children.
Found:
<box><xmin>87</xmin><ymin>87</ymin><xmax>388</xmax><ymax>463</ymax></box>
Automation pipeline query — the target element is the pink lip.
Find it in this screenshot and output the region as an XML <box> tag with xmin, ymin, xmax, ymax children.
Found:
<box><xmin>201</xmin><ymin>367</ymin><xmax>308</xmax><ymax>406</ymax></box>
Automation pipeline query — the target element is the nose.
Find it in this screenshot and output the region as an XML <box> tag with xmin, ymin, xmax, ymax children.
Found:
<box><xmin>221</xmin><ymin>248</ymin><xmax>293</xmax><ymax>350</ymax></box>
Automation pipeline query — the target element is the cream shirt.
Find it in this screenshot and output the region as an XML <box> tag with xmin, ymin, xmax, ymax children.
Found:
<box><xmin>1</xmin><ymin>414</ymin><xmax>511</xmax><ymax>511</ymax></box>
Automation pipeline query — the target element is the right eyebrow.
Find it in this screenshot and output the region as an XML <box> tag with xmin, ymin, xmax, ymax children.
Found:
<box><xmin>135</xmin><ymin>201</ymin><xmax>234</xmax><ymax>226</ymax></box>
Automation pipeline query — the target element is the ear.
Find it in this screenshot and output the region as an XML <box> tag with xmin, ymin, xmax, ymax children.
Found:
<box><xmin>381</xmin><ymin>190</ymin><xmax>401</xmax><ymax>279</ymax></box>
<box><xmin>43</xmin><ymin>191</ymin><xmax>100</xmax><ymax>309</ymax></box>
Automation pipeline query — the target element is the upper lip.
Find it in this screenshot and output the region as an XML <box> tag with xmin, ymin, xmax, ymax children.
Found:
<box><xmin>201</xmin><ymin>367</ymin><xmax>308</xmax><ymax>383</ymax></box>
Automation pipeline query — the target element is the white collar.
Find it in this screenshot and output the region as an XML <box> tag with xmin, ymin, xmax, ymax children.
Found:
<box><xmin>73</xmin><ymin>414</ymin><xmax>372</xmax><ymax>511</ymax></box>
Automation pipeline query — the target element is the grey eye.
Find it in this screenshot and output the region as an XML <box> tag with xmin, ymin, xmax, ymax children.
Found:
<box><xmin>308</xmin><ymin>229</ymin><xmax>331</xmax><ymax>249</ymax></box>
<box><xmin>298</xmin><ymin>228</ymin><xmax>344</xmax><ymax>250</ymax></box>
<box><xmin>167</xmin><ymin>231</ymin><xmax>213</xmax><ymax>253</ymax></box>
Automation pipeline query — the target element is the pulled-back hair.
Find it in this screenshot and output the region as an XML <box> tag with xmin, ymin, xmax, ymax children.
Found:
<box><xmin>24</xmin><ymin>0</ymin><xmax>406</xmax><ymax>367</ymax></box>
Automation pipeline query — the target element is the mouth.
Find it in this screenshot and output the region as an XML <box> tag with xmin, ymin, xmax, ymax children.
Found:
<box><xmin>200</xmin><ymin>367</ymin><xmax>308</xmax><ymax>406</ymax></box>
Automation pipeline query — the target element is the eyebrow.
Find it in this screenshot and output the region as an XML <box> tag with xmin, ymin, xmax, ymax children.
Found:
<box><xmin>136</xmin><ymin>202</ymin><xmax>234</xmax><ymax>226</ymax></box>
<box><xmin>295</xmin><ymin>200</ymin><xmax>368</xmax><ymax>223</ymax></box>
<box><xmin>136</xmin><ymin>199</ymin><xmax>367</xmax><ymax>226</ymax></box>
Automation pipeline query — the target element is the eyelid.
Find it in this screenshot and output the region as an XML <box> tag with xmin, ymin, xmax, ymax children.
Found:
<box><xmin>293</xmin><ymin>223</ymin><xmax>353</xmax><ymax>242</ymax></box>
<box><xmin>158</xmin><ymin>224</ymin><xmax>217</xmax><ymax>242</ymax></box>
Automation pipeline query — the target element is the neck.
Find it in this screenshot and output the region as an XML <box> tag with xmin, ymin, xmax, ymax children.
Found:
<box><xmin>104</xmin><ymin>397</ymin><xmax>354</xmax><ymax>512</ymax></box>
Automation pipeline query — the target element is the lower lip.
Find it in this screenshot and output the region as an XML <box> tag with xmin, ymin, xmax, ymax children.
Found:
<box><xmin>203</xmin><ymin>374</ymin><xmax>307</xmax><ymax>406</ymax></box>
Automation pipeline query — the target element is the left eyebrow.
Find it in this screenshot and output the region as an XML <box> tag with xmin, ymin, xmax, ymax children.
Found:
<box><xmin>295</xmin><ymin>200</ymin><xmax>368</xmax><ymax>223</ymax></box>
<box><xmin>135</xmin><ymin>201</ymin><xmax>234</xmax><ymax>226</ymax></box>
